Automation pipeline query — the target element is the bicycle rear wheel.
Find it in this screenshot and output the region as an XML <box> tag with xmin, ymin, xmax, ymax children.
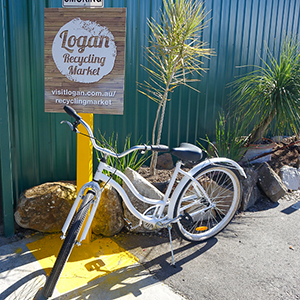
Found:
<box><xmin>34</xmin><ymin>191</ymin><xmax>95</xmax><ymax>299</ymax></box>
<box><xmin>173</xmin><ymin>165</ymin><xmax>241</xmax><ymax>242</ymax></box>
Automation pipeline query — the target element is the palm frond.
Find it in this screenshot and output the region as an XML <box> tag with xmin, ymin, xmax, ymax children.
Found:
<box><xmin>230</xmin><ymin>35</ymin><xmax>300</xmax><ymax>142</ymax></box>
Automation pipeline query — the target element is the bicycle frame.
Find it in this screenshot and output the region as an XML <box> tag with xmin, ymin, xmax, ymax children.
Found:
<box><xmin>61</xmin><ymin>154</ymin><xmax>246</xmax><ymax>245</ymax></box>
<box><xmin>61</xmin><ymin>157</ymin><xmax>191</xmax><ymax>243</ymax></box>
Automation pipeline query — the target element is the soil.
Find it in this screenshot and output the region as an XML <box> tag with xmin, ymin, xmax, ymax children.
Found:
<box><xmin>138</xmin><ymin>166</ymin><xmax>176</xmax><ymax>185</ymax></box>
<box><xmin>267</xmin><ymin>137</ymin><xmax>300</xmax><ymax>173</ymax></box>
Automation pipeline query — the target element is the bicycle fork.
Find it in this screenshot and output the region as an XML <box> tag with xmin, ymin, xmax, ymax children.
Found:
<box><xmin>60</xmin><ymin>181</ymin><xmax>102</xmax><ymax>244</ymax></box>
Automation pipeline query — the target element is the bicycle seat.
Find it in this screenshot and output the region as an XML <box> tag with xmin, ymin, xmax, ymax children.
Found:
<box><xmin>170</xmin><ymin>143</ymin><xmax>203</xmax><ymax>162</ymax></box>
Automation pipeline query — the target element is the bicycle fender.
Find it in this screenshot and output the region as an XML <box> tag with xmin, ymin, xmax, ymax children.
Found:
<box><xmin>194</xmin><ymin>157</ymin><xmax>247</xmax><ymax>178</ymax></box>
<box><xmin>167</xmin><ymin>158</ymin><xmax>246</xmax><ymax>219</ymax></box>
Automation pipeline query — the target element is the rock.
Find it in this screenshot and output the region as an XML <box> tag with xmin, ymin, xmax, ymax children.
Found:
<box><xmin>122</xmin><ymin>167</ymin><xmax>164</xmax><ymax>232</ymax></box>
<box><xmin>91</xmin><ymin>185</ymin><xmax>124</xmax><ymax>237</ymax></box>
<box><xmin>152</xmin><ymin>180</ymin><xmax>170</xmax><ymax>193</ymax></box>
<box><xmin>242</xmin><ymin>143</ymin><xmax>276</xmax><ymax>164</ymax></box>
<box><xmin>240</xmin><ymin>167</ymin><xmax>260</xmax><ymax>210</ymax></box>
<box><xmin>257</xmin><ymin>162</ymin><xmax>288</xmax><ymax>202</ymax></box>
<box><xmin>279</xmin><ymin>165</ymin><xmax>300</xmax><ymax>190</ymax></box>
<box><xmin>156</xmin><ymin>153</ymin><xmax>174</xmax><ymax>170</ymax></box>
<box><xmin>14</xmin><ymin>182</ymin><xmax>76</xmax><ymax>232</ymax></box>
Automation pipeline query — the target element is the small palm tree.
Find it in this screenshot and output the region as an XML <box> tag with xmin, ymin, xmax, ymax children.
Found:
<box><xmin>231</xmin><ymin>37</ymin><xmax>300</xmax><ymax>145</ymax></box>
<box><xmin>139</xmin><ymin>0</ymin><xmax>213</xmax><ymax>175</ymax></box>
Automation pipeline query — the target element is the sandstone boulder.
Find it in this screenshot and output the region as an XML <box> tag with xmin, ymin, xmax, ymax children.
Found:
<box><xmin>14</xmin><ymin>182</ymin><xmax>76</xmax><ymax>232</ymax></box>
<box><xmin>91</xmin><ymin>184</ymin><xmax>124</xmax><ymax>237</ymax></box>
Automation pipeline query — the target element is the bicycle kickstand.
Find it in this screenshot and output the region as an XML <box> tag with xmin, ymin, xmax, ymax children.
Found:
<box><xmin>167</xmin><ymin>224</ymin><xmax>176</xmax><ymax>267</ymax></box>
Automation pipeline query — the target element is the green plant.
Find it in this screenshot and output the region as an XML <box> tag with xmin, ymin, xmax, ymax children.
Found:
<box><xmin>198</xmin><ymin>112</ymin><xmax>248</xmax><ymax>162</ymax></box>
<box><xmin>96</xmin><ymin>132</ymin><xmax>150</xmax><ymax>185</ymax></box>
<box><xmin>139</xmin><ymin>0</ymin><xmax>213</xmax><ymax>175</ymax></box>
<box><xmin>230</xmin><ymin>36</ymin><xmax>300</xmax><ymax>145</ymax></box>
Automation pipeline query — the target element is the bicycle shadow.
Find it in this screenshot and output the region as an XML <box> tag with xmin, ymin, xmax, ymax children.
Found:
<box><xmin>119</xmin><ymin>234</ymin><xmax>218</xmax><ymax>281</ymax></box>
<box><xmin>112</xmin><ymin>229</ymin><xmax>217</xmax><ymax>262</ymax></box>
<box><xmin>50</xmin><ymin>236</ymin><xmax>218</xmax><ymax>300</ymax></box>
<box><xmin>0</xmin><ymin>234</ymin><xmax>217</xmax><ymax>300</ymax></box>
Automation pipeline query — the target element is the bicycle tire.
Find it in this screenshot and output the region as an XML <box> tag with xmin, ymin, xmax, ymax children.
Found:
<box><xmin>173</xmin><ymin>165</ymin><xmax>241</xmax><ymax>242</ymax></box>
<box><xmin>35</xmin><ymin>191</ymin><xmax>95</xmax><ymax>299</ymax></box>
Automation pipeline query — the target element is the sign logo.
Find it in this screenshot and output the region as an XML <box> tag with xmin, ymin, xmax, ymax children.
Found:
<box><xmin>52</xmin><ymin>18</ymin><xmax>116</xmax><ymax>83</ymax></box>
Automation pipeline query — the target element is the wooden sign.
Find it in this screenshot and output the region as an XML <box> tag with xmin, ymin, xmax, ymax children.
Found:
<box><xmin>44</xmin><ymin>8</ymin><xmax>126</xmax><ymax>114</ymax></box>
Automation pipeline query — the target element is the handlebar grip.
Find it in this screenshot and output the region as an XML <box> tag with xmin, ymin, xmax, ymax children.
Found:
<box><xmin>151</xmin><ymin>145</ymin><xmax>169</xmax><ymax>152</ymax></box>
<box><xmin>63</xmin><ymin>105</ymin><xmax>81</xmax><ymax>122</ymax></box>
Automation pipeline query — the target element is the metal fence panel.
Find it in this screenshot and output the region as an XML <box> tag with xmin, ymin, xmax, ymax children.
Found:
<box><xmin>1</xmin><ymin>0</ymin><xmax>300</xmax><ymax>235</ymax></box>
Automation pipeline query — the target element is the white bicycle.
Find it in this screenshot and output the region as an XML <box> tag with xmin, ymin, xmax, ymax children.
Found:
<box><xmin>35</xmin><ymin>105</ymin><xmax>246</xmax><ymax>299</ymax></box>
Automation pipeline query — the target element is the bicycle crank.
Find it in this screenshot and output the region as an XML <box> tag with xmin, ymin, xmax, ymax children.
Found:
<box><xmin>180</xmin><ymin>213</ymin><xmax>208</xmax><ymax>232</ymax></box>
<box><xmin>179</xmin><ymin>212</ymin><xmax>193</xmax><ymax>226</ymax></box>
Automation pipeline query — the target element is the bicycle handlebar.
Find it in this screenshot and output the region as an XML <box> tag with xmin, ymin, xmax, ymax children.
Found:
<box><xmin>150</xmin><ymin>145</ymin><xmax>169</xmax><ymax>152</ymax></box>
<box><xmin>63</xmin><ymin>105</ymin><xmax>81</xmax><ymax>122</ymax></box>
<box><xmin>62</xmin><ymin>105</ymin><xmax>169</xmax><ymax>158</ymax></box>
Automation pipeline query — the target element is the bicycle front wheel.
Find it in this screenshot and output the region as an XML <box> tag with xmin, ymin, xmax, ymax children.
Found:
<box><xmin>35</xmin><ymin>190</ymin><xmax>95</xmax><ymax>299</ymax></box>
<box><xmin>173</xmin><ymin>165</ymin><xmax>241</xmax><ymax>242</ymax></box>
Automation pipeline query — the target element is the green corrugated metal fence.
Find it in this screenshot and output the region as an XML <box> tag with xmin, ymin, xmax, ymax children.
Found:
<box><xmin>0</xmin><ymin>0</ymin><xmax>14</xmax><ymax>236</ymax></box>
<box><xmin>1</xmin><ymin>0</ymin><xmax>300</xmax><ymax>236</ymax></box>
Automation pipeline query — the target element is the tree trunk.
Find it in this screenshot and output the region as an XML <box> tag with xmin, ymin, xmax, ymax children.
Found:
<box><xmin>149</xmin><ymin>65</ymin><xmax>178</xmax><ymax>175</ymax></box>
<box><xmin>151</xmin><ymin>99</ymin><xmax>163</xmax><ymax>145</ymax></box>
<box><xmin>149</xmin><ymin>98</ymin><xmax>168</xmax><ymax>175</ymax></box>
<box><xmin>249</xmin><ymin>110</ymin><xmax>276</xmax><ymax>144</ymax></box>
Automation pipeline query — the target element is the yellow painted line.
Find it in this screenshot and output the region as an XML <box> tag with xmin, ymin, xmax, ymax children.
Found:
<box><xmin>27</xmin><ymin>234</ymin><xmax>138</xmax><ymax>294</ymax></box>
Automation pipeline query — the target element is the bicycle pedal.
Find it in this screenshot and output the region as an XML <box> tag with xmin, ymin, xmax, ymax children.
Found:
<box><xmin>124</xmin><ymin>217</ymin><xmax>133</xmax><ymax>231</ymax></box>
<box><xmin>142</xmin><ymin>221</ymin><xmax>155</xmax><ymax>231</ymax></box>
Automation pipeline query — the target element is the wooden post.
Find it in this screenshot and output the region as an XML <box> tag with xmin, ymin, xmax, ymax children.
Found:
<box><xmin>77</xmin><ymin>113</ymin><xmax>93</xmax><ymax>243</ymax></box>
